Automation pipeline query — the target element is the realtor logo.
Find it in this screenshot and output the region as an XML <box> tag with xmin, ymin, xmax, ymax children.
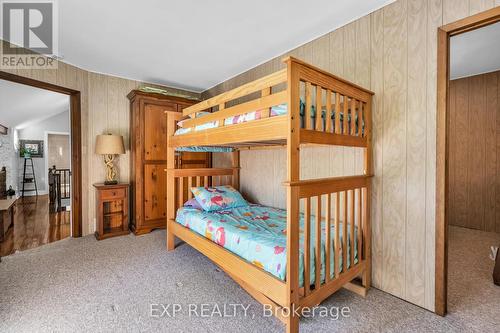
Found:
<box><xmin>1</xmin><ymin>0</ymin><xmax>58</xmax><ymax>69</ymax></box>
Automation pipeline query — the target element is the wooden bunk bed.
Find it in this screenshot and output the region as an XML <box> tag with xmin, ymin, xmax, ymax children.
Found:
<box><xmin>166</xmin><ymin>57</ymin><xmax>373</xmax><ymax>333</ymax></box>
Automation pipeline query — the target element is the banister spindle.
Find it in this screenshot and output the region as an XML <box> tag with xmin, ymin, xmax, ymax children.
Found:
<box><xmin>305</xmin><ymin>82</ymin><xmax>312</xmax><ymax>130</ymax></box>
<box><xmin>343</xmin><ymin>97</ymin><xmax>349</xmax><ymax>135</ymax></box>
<box><xmin>359</xmin><ymin>102</ymin><xmax>364</xmax><ymax>137</ymax></box>
<box><xmin>178</xmin><ymin>177</ymin><xmax>184</xmax><ymax>209</ymax></box>
<box><xmin>343</xmin><ymin>191</ymin><xmax>348</xmax><ymax>272</ymax></box>
<box><xmin>315</xmin><ymin>195</ymin><xmax>322</xmax><ymax>289</ymax></box>
<box><xmin>188</xmin><ymin>177</ymin><xmax>193</xmax><ymax>199</ymax></box>
<box><xmin>261</xmin><ymin>87</ymin><xmax>271</xmax><ymax>118</ymax></box>
<box><xmin>334</xmin><ymin>192</ymin><xmax>340</xmax><ymax>278</ymax></box>
<box><xmin>325</xmin><ymin>193</ymin><xmax>332</xmax><ymax>282</ymax></box>
<box><xmin>350</xmin><ymin>99</ymin><xmax>356</xmax><ymax>136</ymax></box>
<box><xmin>335</xmin><ymin>94</ymin><xmax>341</xmax><ymax>134</ymax></box>
<box><xmin>315</xmin><ymin>87</ymin><xmax>322</xmax><ymax>131</ymax></box>
<box><xmin>218</xmin><ymin>103</ymin><xmax>225</xmax><ymax>127</ymax></box>
<box><xmin>326</xmin><ymin>90</ymin><xmax>332</xmax><ymax>133</ymax></box>
<box><xmin>350</xmin><ymin>189</ymin><xmax>355</xmax><ymax>268</ymax></box>
<box><xmin>304</xmin><ymin>197</ymin><xmax>311</xmax><ymax>295</ymax></box>
<box><xmin>358</xmin><ymin>188</ymin><xmax>363</xmax><ymax>264</ymax></box>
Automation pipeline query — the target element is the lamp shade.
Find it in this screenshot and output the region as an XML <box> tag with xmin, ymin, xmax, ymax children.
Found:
<box><xmin>95</xmin><ymin>134</ymin><xmax>125</xmax><ymax>155</ymax></box>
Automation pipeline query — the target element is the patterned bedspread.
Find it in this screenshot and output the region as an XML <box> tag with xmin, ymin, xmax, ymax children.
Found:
<box><xmin>175</xmin><ymin>203</ymin><xmax>358</xmax><ymax>286</ymax></box>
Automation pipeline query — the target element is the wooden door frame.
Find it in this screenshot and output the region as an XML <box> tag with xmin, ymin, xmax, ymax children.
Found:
<box><xmin>0</xmin><ymin>71</ymin><xmax>82</xmax><ymax>237</ymax></box>
<box><xmin>435</xmin><ymin>6</ymin><xmax>500</xmax><ymax>316</ymax></box>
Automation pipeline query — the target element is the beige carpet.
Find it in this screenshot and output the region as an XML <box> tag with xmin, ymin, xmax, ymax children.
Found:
<box><xmin>447</xmin><ymin>225</ymin><xmax>500</xmax><ymax>332</ymax></box>
<box><xmin>0</xmin><ymin>226</ymin><xmax>499</xmax><ymax>332</ymax></box>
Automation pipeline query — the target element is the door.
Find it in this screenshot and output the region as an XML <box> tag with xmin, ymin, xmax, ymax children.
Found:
<box><xmin>143</xmin><ymin>102</ymin><xmax>176</xmax><ymax>161</ymax></box>
<box><xmin>144</xmin><ymin>164</ymin><xmax>167</xmax><ymax>222</ymax></box>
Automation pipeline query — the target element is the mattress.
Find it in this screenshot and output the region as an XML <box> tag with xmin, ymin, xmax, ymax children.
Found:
<box><xmin>174</xmin><ymin>104</ymin><xmax>288</xmax><ymax>136</ymax></box>
<box><xmin>175</xmin><ymin>203</ymin><xmax>358</xmax><ymax>287</ymax></box>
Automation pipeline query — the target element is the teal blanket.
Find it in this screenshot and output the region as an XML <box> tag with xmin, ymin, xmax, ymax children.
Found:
<box><xmin>175</xmin><ymin>204</ymin><xmax>358</xmax><ymax>287</ymax></box>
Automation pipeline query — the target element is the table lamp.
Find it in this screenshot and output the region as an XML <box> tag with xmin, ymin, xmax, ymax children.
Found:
<box><xmin>95</xmin><ymin>134</ymin><xmax>125</xmax><ymax>185</ymax></box>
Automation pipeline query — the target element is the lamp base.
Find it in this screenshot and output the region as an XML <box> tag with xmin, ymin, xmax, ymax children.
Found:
<box><xmin>103</xmin><ymin>154</ymin><xmax>118</xmax><ymax>186</ymax></box>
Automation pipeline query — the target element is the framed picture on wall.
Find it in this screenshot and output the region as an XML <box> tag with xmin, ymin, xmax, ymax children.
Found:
<box><xmin>19</xmin><ymin>140</ymin><xmax>44</xmax><ymax>158</ymax></box>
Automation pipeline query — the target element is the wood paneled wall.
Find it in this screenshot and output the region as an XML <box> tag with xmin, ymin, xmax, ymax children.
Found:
<box><xmin>1</xmin><ymin>40</ymin><xmax>200</xmax><ymax>235</ymax></box>
<box><xmin>207</xmin><ymin>0</ymin><xmax>500</xmax><ymax>311</ymax></box>
<box><xmin>448</xmin><ymin>71</ymin><xmax>500</xmax><ymax>233</ymax></box>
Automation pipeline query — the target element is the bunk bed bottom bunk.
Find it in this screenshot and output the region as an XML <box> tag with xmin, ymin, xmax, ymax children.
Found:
<box><xmin>166</xmin><ymin>167</ymin><xmax>371</xmax><ymax>332</ymax></box>
<box><xmin>175</xmin><ymin>203</ymin><xmax>358</xmax><ymax>287</ymax></box>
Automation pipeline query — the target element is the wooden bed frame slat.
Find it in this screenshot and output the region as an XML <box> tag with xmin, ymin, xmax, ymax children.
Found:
<box><xmin>358</xmin><ymin>188</ymin><xmax>363</xmax><ymax>264</ymax></box>
<box><xmin>300</xmin><ymin>129</ymin><xmax>367</xmax><ymax>147</ymax></box>
<box><xmin>305</xmin><ymin>82</ymin><xmax>312</xmax><ymax>130</ymax></box>
<box><xmin>343</xmin><ymin>97</ymin><xmax>349</xmax><ymax>135</ymax></box>
<box><xmin>343</xmin><ymin>191</ymin><xmax>348</xmax><ymax>274</ymax></box>
<box><xmin>261</xmin><ymin>87</ymin><xmax>272</xmax><ymax>118</ymax></box>
<box><xmin>169</xmin><ymin>116</ymin><xmax>288</xmax><ymax>148</ymax></box>
<box><xmin>304</xmin><ymin>197</ymin><xmax>311</xmax><ymax>296</ymax></box>
<box><xmin>325</xmin><ymin>90</ymin><xmax>332</xmax><ymax>133</ymax></box>
<box><xmin>349</xmin><ymin>190</ymin><xmax>355</xmax><ymax>269</ymax></box>
<box><xmin>285</xmin><ymin>175</ymin><xmax>370</xmax><ymax>198</ymax></box>
<box><xmin>325</xmin><ymin>193</ymin><xmax>332</xmax><ymax>283</ymax></box>
<box><xmin>335</xmin><ymin>93</ymin><xmax>341</xmax><ymax>134</ymax></box>
<box><xmin>172</xmin><ymin>168</ymin><xmax>236</xmax><ymax>177</ymax></box>
<box><xmin>314</xmin><ymin>196</ymin><xmax>322</xmax><ymax>289</ymax></box>
<box><xmin>334</xmin><ymin>193</ymin><xmax>341</xmax><ymax>278</ymax></box>
<box><xmin>183</xmin><ymin>69</ymin><xmax>287</xmax><ymax>116</ymax></box>
<box><xmin>182</xmin><ymin>90</ymin><xmax>287</xmax><ymax>128</ymax></box>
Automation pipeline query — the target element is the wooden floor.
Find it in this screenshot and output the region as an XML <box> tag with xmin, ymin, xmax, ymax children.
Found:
<box><xmin>0</xmin><ymin>195</ymin><xmax>70</xmax><ymax>257</ymax></box>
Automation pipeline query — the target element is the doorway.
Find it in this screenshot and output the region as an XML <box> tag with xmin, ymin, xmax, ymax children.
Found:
<box><xmin>0</xmin><ymin>71</ymin><xmax>82</xmax><ymax>257</ymax></box>
<box><xmin>436</xmin><ymin>6</ymin><xmax>500</xmax><ymax>316</ymax></box>
<box><xmin>46</xmin><ymin>132</ymin><xmax>71</xmax><ymax>212</ymax></box>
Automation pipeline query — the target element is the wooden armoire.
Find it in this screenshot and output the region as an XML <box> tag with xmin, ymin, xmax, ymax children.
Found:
<box><xmin>128</xmin><ymin>90</ymin><xmax>210</xmax><ymax>235</ymax></box>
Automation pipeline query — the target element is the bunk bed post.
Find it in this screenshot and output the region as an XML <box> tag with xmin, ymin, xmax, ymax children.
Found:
<box><xmin>284</xmin><ymin>57</ymin><xmax>301</xmax><ymax>333</ymax></box>
<box><xmin>362</xmin><ymin>98</ymin><xmax>373</xmax><ymax>289</ymax></box>
<box><xmin>231</xmin><ymin>150</ymin><xmax>240</xmax><ymax>190</ymax></box>
<box><xmin>166</xmin><ymin>111</ymin><xmax>178</xmax><ymax>251</ymax></box>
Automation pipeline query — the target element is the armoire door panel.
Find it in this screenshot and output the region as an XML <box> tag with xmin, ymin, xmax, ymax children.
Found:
<box><xmin>180</xmin><ymin>152</ymin><xmax>210</xmax><ymax>169</ymax></box>
<box><xmin>128</xmin><ymin>90</ymin><xmax>204</xmax><ymax>235</ymax></box>
<box><xmin>144</xmin><ymin>103</ymin><xmax>175</xmax><ymax>161</ymax></box>
<box><xmin>144</xmin><ymin>164</ymin><xmax>167</xmax><ymax>221</ymax></box>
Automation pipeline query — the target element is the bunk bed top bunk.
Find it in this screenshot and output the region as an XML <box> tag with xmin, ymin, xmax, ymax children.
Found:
<box><xmin>168</xmin><ymin>57</ymin><xmax>374</xmax><ymax>150</ymax></box>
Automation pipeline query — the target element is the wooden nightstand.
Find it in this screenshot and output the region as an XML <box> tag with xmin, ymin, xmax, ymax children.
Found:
<box><xmin>94</xmin><ymin>183</ymin><xmax>130</xmax><ymax>240</ymax></box>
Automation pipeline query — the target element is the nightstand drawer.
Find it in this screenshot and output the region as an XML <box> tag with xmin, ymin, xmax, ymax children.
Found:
<box><xmin>101</xmin><ymin>188</ymin><xmax>126</xmax><ymax>200</ymax></box>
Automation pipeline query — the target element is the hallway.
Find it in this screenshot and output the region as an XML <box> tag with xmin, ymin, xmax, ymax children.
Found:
<box><xmin>0</xmin><ymin>195</ymin><xmax>70</xmax><ymax>257</ymax></box>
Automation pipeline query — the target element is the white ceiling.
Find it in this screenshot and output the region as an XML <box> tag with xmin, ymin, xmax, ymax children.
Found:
<box><xmin>0</xmin><ymin>80</ymin><xmax>69</xmax><ymax>129</ymax></box>
<box><xmin>450</xmin><ymin>21</ymin><xmax>500</xmax><ymax>80</ymax></box>
<box><xmin>53</xmin><ymin>0</ymin><xmax>393</xmax><ymax>92</ymax></box>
